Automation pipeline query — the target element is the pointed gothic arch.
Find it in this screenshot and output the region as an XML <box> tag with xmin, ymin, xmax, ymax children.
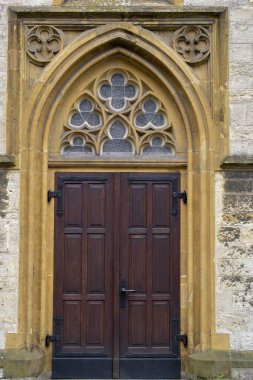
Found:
<box><xmin>11</xmin><ymin>21</ymin><xmax>227</xmax><ymax>370</ymax></box>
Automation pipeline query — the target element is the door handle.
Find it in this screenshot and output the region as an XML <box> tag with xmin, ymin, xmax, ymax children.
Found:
<box><xmin>120</xmin><ymin>288</ymin><xmax>136</xmax><ymax>294</ymax></box>
<box><xmin>119</xmin><ymin>276</ymin><xmax>136</xmax><ymax>308</ymax></box>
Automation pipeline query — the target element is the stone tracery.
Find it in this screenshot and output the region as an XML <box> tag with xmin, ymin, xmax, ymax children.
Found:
<box><xmin>61</xmin><ymin>69</ymin><xmax>175</xmax><ymax>157</ymax></box>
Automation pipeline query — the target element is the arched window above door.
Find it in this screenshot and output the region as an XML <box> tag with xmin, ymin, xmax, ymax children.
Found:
<box><xmin>60</xmin><ymin>69</ymin><xmax>175</xmax><ymax>158</ymax></box>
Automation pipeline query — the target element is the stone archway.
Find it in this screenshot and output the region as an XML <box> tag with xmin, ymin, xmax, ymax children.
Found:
<box><xmin>5</xmin><ymin>12</ymin><xmax>229</xmax><ymax>377</ymax></box>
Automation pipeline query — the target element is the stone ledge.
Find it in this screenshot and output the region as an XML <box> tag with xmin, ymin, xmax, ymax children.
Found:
<box><xmin>0</xmin><ymin>155</ymin><xmax>15</xmax><ymax>167</ymax></box>
<box><xmin>221</xmin><ymin>155</ymin><xmax>253</xmax><ymax>169</ymax></box>
<box><xmin>9</xmin><ymin>5</ymin><xmax>227</xmax><ymax>16</ymax></box>
<box><xmin>189</xmin><ymin>350</ymin><xmax>253</xmax><ymax>380</ymax></box>
<box><xmin>1</xmin><ymin>347</ymin><xmax>45</xmax><ymax>378</ymax></box>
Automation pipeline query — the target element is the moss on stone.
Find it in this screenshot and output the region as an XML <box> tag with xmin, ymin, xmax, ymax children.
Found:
<box><xmin>3</xmin><ymin>347</ymin><xmax>45</xmax><ymax>378</ymax></box>
<box><xmin>189</xmin><ymin>350</ymin><xmax>253</xmax><ymax>380</ymax></box>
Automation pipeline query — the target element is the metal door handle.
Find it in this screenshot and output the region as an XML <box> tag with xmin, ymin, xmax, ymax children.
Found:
<box><xmin>120</xmin><ymin>288</ymin><xmax>136</xmax><ymax>294</ymax></box>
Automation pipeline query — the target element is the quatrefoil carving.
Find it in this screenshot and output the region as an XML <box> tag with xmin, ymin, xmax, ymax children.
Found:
<box><xmin>26</xmin><ymin>26</ymin><xmax>64</xmax><ymax>66</ymax></box>
<box><xmin>173</xmin><ymin>26</ymin><xmax>210</xmax><ymax>65</ymax></box>
<box><xmin>98</xmin><ymin>72</ymin><xmax>138</xmax><ymax>112</ymax></box>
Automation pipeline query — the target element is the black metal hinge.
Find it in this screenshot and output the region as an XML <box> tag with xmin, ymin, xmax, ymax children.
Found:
<box><xmin>177</xmin><ymin>333</ymin><xmax>188</xmax><ymax>347</ymax></box>
<box><xmin>173</xmin><ymin>191</ymin><xmax>187</xmax><ymax>204</ymax></box>
<box><xmin>45</xmin><ymin>334</ymin><xmax>60</xmax><ymax>347</ymax></box>
<box><xmin>45</xmin><ymin>315</ymin><xmax>63</xmax><ymax>350</ymax></box>
<box><xmin>48</xmin><ymin>190</ymin><xmax>62</xmax><ymax>202</ymax></box>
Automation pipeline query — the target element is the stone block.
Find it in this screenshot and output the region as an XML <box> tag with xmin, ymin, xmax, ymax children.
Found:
<box><xmin>223</xmin><ymin>194</ymin><xmax>238</xmax><ymax>212</ymax></box>
<box><xmin>233</xmin><ymin>291</ymin><xmax>253</xmax><ymax>310</ymax></box>
<box><xmin>230</xmin><ymin>103</ymin><xmax>247</xmax><ymax>125</ymax></box>
<box><xmin>223</xmin><ymin>172</ymin><xmax>253</xmax><ymax>180</ymax></box>
<box><xmin>217</xmin><ymin>226</ymin><xmax>240</xmax><ymax>245</ymax></box>
<box><xmin>232</xmin><ymin>368</ymin><xmax>253</xmax><ymax>380</ymax></box>
<box><xmin>230</xmin><ymin>139</ymin><xmax>253</xmax><ymax>156</ymax></box>
<box><xmin>218</xmin><ymin>226</ymin><xmax>241</xmax><ymax>242</ymax></box>
<box><xmin>230</xmin><ymin>8</ymin><xmax>253</xmax><ymax>24</ymax></box>
<box><xmin>216</xmin><ymin>290</ymin><xmax>234</xmax><ymax>314</ymax></box>
<box><xmin>217</xmin><ymin>312</ymin><xmax>252</xmax><ymax>334</ymax></box>
<box><xmin>189</xmin><ymin>350</ymin><xmax>231</xmax><ymax>379</ymax></box>
<box><xmin>230</xmin><ymin>63</ymin><xmax>253</xmax><ymax>77</ymax></box>
<box><xmin>3</xmin><ymin>347</ymin><xmax>45</xmax><ymax>378</ymax></box>
<box><xmin>240</xmin><ymin>225</ymin><xmax>253</xmax><ymax>243</ymax></box>
<box><xmin>224</xmin><ymin>180</ymin><xmax>252</xmax><ymax>193</ymax></box>
<box><xmin>230</xmin><ymin>76</ymin><xmax>253</xmax><ymax>93</ymax></box>
<box><xmin>222</xmin><ymin>212</ymin><xmax>253</xmax><ymax>224</ymax></box>
<box><xmin>231</xmin><ymin>126</ymin><xmax>253</xmax><ymax>141</ymax></box>
<box><xmin>217</xmin><ymin>242</ymin><xmax>253</xmax><ymax>259</ymax></box>
<box><xmin>0</xmin><ymin>255</ymin><xmax>18</xmax><ymax>277</ymax></box>
<box><xmin>230</xmin><ymin>24</ymin><xmax>253</xmax><ymax>44</ymax></box>
<box><xmin>0</xmin><ymin>334</ymin><xmax>5</xmax><ymax>351</ymax></box>
<box><xmin>229</xmin><ymin>43</ymin><xmax>253</xmax><ymax>62</ymax></box>
<box><xmin>245</xmin><ymin>103</ymin><xmax>253</xmax><ymax>126</ymax></box>
<box><xmin>237</xmin><ymin>195</ymin><xmax>253</xmax><ymax>211</ymax></box>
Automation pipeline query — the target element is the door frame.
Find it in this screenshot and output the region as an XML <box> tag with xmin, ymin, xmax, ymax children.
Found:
<box><xmin>51</xmin><ymin>170</ymin><xmax>184</xmax><ymax>379</ymax></box>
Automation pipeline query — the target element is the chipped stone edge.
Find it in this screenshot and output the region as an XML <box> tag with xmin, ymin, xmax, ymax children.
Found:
<box><xmin>0</xmin><ymin>155</ymin><xmax>15</xmax><ymax>167</ymax></box>
<box><xmin>221</xmin><ymin>155</ymin><xmax>253</xmax><ymax>169</ymax></box>
<box><xmin>9</xmin><ymin>5</ymin><xmax>228</xmax><ymax>15</ymax></box>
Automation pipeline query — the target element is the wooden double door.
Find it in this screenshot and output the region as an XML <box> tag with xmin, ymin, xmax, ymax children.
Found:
<box><xmin>52</xmin><ymin>172</ymin><xmax>181</xmax><ymax>379</ymax></box>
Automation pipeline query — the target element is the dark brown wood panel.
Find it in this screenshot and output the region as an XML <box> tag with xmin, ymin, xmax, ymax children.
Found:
<box><xmin>129</xmin><ymin>235</ymin><xmax>147</xmax><ymax>292</ymax></box>
<box><xmin>63</xmin><ymin>301</ymin><xmax>81</xmax><ymax>347</ymax></box>
<box><xmin>52</xmin><ymin>172</ymin><xmax>181</xmax><ymax>379</ymax></box>
<box><xmin>64</xmin><ymin>184</ymin><xmax>83</xmax><ymax>227</ymax></box>
<box><xmin>130</xmin><ymin>184</ymin><xmax>147</xmax><ymax>227</ymax></box>
<box><xmin>152</xmin><ymin>184</ymin><xmax>171</xmax><ymax>227</ymax></box>
<box><xmin>87</xmin><ymin>235</ymin><xmax>105</xmax><ymax>293</ymax></box>
<box><xmin>152</xmin><ymin>235</ymin><xmax>170</xmax><ymax>293</ymax></box>
<box><xmin>53</xmin><ymin>173</ymin><xmax>114</xmax><ymax>361</ymax></box>
<box><xmin>87</xmin><ymin>184</ymin><xmax>106</xmax><ymax>227</ymax></box>
<box><xmin>152</xmin><ymin>301</ymin><xmax>170</xmax><ymax>346</ymax></box>
<box><xmin>128</xmin><ymin>301</ymin><xmax>147</xmax><ymax>347</ymax></box>
<box><xmin>63</xmin><ymin>235</ymin><xmax>82</xmax><ymax>294</ymax></box>
<box><xmin>87</xmin><ymin>301</ymin><xmax>105</xmax><ymax>346</ymax></box>
<box><xmin>119</xmin><ymin>173</ymin><xmax>180</xmax><ymax>361</ymax></box>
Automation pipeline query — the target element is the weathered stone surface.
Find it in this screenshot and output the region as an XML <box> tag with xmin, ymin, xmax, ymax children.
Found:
<box><xmin>232</xmin><ymin>368</ymin><xmax>253</xmax><ymax>380</ymax></box>
<box><xmin>0</xmin><ymin>171</ymin><xmax>19</xmax><ymax>350</ymax></box>
<box><xmin>0</xmin><ymin>0</ymin><xmax>52</xmax><ymax>154</ymax></box>
<box><xmin>216</xmin><ymin>171</ymin><xmax>253</xmax><ymax>351</ymax></box>
<box><xmin>3</xmin><ymin>347</ymin><xmax>45</xmax><ymax>378</ymax></box>
<box><xmin>189</xmin><ymin>350</ymin><xmax>253</xmax><ymax>379</ymax></box>
<box><xmin>224</xmin><ymin>180</ymin><xmax>252</xmax><ymax>193</ymax></box>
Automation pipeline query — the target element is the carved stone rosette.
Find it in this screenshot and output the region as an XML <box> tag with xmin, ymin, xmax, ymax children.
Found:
<box><xmin>173</xmin><ymin>26</ymin><xmax>210</xmax><ymax>65</ymax></box>
<box><xmin>26</xmin><ymin>26</ymin><xmax>64</xmax><ymax>66</ymax></box>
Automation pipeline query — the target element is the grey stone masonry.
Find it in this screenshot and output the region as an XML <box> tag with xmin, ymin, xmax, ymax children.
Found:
<box><xmin>216</xmin><ymin>171</ymin><xmax>253</xmax><ymax>350</ymax></box>
<box><xmin>0</xmin><ymin>170</ymin><xmax>19</xmax><ymax>349</ymax></box>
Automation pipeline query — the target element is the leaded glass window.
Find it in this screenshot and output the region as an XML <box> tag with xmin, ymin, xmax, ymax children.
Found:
<box><xmin>60</xmin><ymin>70</ymin><xmax>175</xmax><ymax>157</ymax></box>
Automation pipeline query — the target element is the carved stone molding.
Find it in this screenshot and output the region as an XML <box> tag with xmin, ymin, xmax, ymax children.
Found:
<box><xmin>26</xmin><ymin>26</ymin><xmax>64</xmax><ymax>66</ymax></box>
<box><xmin>173</xmin><ymin>26</ymin><xmax>210</xmax><ymax>65</ymax></box>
